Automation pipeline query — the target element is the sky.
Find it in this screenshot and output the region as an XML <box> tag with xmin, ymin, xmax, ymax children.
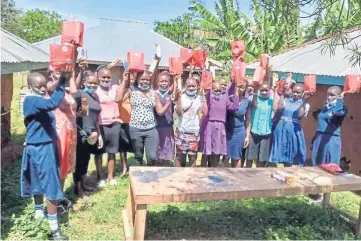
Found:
<box><xmin>15</xmin><ymin>0</ymin><xmax>253</xmax><ymax>27</ymax></box>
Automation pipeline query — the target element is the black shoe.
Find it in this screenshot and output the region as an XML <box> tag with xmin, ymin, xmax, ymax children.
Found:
<box><xmin>51</xmin><ymin>229</ymin><xmax>69</xmax><ymax>240</ymax></box>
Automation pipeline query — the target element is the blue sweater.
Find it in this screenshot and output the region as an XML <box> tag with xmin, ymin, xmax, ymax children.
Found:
<box><xmin>316</xmin><ymin>98</ymin><xmax>348</xmax><ymax>136</ymax></box>
<box><xmin>24</xmin><ymin>78</ymin><xmax>65</xmax><ymax>144</ymax></box>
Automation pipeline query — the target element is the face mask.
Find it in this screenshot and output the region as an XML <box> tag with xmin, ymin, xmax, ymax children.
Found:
<box><xmin>85</xmin><ymin>87</ymin><xmax>95</xmax><ymax>95</ymax></box>
<box><xmin>212</xmin><ymin>92</ymin><xmax>221</xmax><ymax>100</ymax></box>
<box><xmin>159</xmin><ymin>86</ymin><xmax>169</xmax><ymax>93</ymax></box>
<box><xmin>186</xmin><ymin>89</ymin><xmax>197</xmax><ymax>96</ymax></box>
<box><xmin>30</xmin><ymin>88</ymin><xmax>46</xmax><ymax>97</ymax></box>
<box><xmin>326</xmin><ymin>98</ymin><xmax>337</xmax><ymax>107</ymax></box>
<box><xmin>100</xmin><ymin>81</ymin><xmax>111</xmax><ymax>88</ymax></box>
<box><xmin>138</xmin><ymin>83</ymin><xmax>150</xmax><ymax>91</ymax></box>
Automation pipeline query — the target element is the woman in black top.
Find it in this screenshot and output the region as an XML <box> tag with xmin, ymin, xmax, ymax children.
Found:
<box><xmin>72</xmin><ymin>72</ymin><xmax>103</xmax><ymax>198</ymax></box>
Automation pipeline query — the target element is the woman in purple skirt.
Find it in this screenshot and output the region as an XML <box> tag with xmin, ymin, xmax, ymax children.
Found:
<box><xmin>155</xmin><ymin>71</ymin><xmax>175</xmax><ymax>166</ymax></box>
<box><xmin>201</xmin><ymin>81</ymin><xmax>240</xmax><ymax>167</ymax></box>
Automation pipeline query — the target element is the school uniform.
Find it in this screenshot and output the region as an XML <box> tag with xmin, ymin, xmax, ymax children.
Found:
<box><xmin>311</xmin><ymin>98</ymin><xmax>347</xmax><ymax>166</ymax></box>
<box><xmin>201</xmin><ymin>92</ymin><xmax>239</xmax><ymax>156</ymax></box>
<box><xmin>246</xmin><ymin>96</ymin><xmax>273</xmax><ymax>163</ymax></box>
<box><xmin>73</xmin><ymin>89</ymin><xmax>102</xmax><ymax>183</ymax></box>
<box><xmin>155</xmin><ymin>90</ymin><xmax>175</xmax><ymax>161</ymax></box>
<box><xmin>226</xmin><ymin>97</ymin><xmax>250</xmax><ymax>160</ymax></box>
<box><xmin>21</xmin><ymin>81</ymin><xmax>65</xmax><ymax>201</ymax></box>
<box><xmin>269</xmin><ymin>98</ymin><xmax>309</xmax><ymax>166</ymax></box>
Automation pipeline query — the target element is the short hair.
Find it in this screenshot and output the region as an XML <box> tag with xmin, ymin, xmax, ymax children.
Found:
<box><xmin>158</xmin><ymin>71</ymin><xmax>170</xmax><ymax>79</ymax></box>
<box><xmin>83</xmin><ymin>70</ymin><xmax>96</xmax><ymax>81</ymax></box>
<box><xmin>328</xmin><ymin>86</ymin><xmax>342</xmax><ymax>95</ymax></box>
<box><xmin>27</xmin><ymin>72</ymin><xmax>45</xmax><ymax>86</ymax></box>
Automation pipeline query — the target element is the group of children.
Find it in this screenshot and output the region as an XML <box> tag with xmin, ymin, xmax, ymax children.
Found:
<box><xmin>21</xmin><ymin>50</ymin><xmax>348</xmax><ymax>240</ymax></box>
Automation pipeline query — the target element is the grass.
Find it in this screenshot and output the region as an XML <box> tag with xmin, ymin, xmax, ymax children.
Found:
<box><xmin>1</xmin><ymin>72</ymin><xmax>361</xmax><ymax>240</ymax></box>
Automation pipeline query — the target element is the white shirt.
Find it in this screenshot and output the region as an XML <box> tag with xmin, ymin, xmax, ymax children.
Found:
<box><xmin>177</xmin><ymin>93</ymin><xmax>203</xmax><ymax>134</ymax></box>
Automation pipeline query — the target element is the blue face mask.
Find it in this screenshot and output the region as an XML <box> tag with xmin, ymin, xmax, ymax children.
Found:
<box><xmin>159</xmin><ymin>86</ymin><xmax>169</xmax><ymax>93</ymax></box>
<box><xmin>186</xmin><ymin>89</ymin><xmax>197</xmax><ymax>96</ymax></box>
<box><xmin>212</xmin><ymin>92</ymin><xmax>221</xmax><ymax>100</ymax></box>
<box><xmin>85</xmin><ymin>87</ymin><xmax>96</xmax><ymax>95</ymax></box>
<box><xmin>138</xmin><ymin>83</ymin><xmax>150</xmax><ymax>91</ymax></box>
<box><xmin>100</xmin><ymin>81</ymin><xmax>111</xmax><ymax>88</ymax></box>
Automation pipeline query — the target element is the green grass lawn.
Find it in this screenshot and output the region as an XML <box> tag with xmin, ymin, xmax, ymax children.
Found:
<box><xmin>1</xmin><ymin>72</ymin><xmax>361</xmax><ymax>240</ymax></box>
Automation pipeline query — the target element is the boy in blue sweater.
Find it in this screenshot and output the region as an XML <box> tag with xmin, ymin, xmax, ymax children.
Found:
<box><xmin>21</xmin><ymin>72</ymin><xmax>68</xmax><ymax>240</ymax></box>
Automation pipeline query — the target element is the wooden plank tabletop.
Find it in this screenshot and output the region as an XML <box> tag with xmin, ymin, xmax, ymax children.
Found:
<box><xmin>129</xmin><ymin>167</ymin><xmax>361</xmax><ymax>204</ymax></box>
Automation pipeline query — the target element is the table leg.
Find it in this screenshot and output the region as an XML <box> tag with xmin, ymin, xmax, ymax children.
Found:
<box><xmin>134</xmin><ymin>204</ymin><xmax>147</xmax><ymax>241</ymax></box>
<box><xmin>127</xmin><ymin>185</ymin><xmax>136</xmax><ymax>226</ymax></box>
<box><xmin>323</xmin><ymin>193</ymin><xmax>331</xmax><ymax>206</ymax></box>
<box><xmin>356</xmin><ymin>200</ymin><xmax>361</xmax><ymax>237</ymax></box>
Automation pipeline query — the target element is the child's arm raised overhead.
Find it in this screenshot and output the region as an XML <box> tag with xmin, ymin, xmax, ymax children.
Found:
<box><xmin>226</xmin><ymin>84</ymin><xmax>240</xmax><ymax>111</ymax></box>
<box><xmin>115</xmin><ymin>72</ymin><xmax>131</xmax><ymax>103</ymax></box>
<box><xmin>244</xmin><ymin>106</ymin><xmax>252</xmax><ymax>148</ymax></box>
<box><xmin>28</xmin><ymin>73</ymin><xmax>66</xmax><ymax>115</ymax></box>
<box><xmin>332</xmin><ymin>95</ymin><xmax>347</xmax><ymax>116</ymax></box>
<box><xmin>200</xmin><ymin>94</ymin><xmax>208</xmax><ymax>118</ymax></box>
<box><xmin>175</xmin><ymin>92</ymin><xmax>183</xmax><ymax>116</ymax></box>
<box><xmin>298</xmin><ymin>92</ymin><xmax>312</xmax><ymax>118</ymax></box>
<box><xmin>251</xmin><ymin>84</ymin><xmax>259</xmax><ymax>108</ymax></box>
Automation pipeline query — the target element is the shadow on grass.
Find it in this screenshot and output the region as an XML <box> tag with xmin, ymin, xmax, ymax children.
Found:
<box><xmin>1</xmin><ymin>160</ymin><xmax>33</xmax><ymax>240</ymax></box>
<box><xmin>146</xmin><ymin>196</ymin><xmax>357</xmax><ymax>240</ymax></box>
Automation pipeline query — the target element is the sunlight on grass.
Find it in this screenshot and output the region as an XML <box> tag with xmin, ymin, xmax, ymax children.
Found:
<box><xmin>1</xmin><ymin>72</ymin><xmax>360</xmax><ymax>240</ymax></box>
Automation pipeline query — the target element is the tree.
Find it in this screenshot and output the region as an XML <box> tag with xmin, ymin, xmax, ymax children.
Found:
<box><xmin>260</xmin><ymin>0</ymin><xmax>361</xmax><ymax>68</ymax></box>
<box><xmin>1</xmin><ymin>0</ymin><xmax>23</xmax><ymax>37</ymax></box>
<box><xmin>20</xmin><ymin>9</ymin><xmax>63</xmax><ymax>43</ymax></box>
<box><xmin>189</xmin><ymin>0</ymin><xmax>302</xmax><ymax>65</ymax></box>
<box><xmin>154</xmin><ymin>13</ymin><xmax>198</xmax><ymax>47</ymax></box>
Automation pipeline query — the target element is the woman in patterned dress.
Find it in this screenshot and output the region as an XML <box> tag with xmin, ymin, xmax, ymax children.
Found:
<box><xmin>117</xmin><ymin>71</ymin><xmax>178</xmax><ymax>166</ymax></box>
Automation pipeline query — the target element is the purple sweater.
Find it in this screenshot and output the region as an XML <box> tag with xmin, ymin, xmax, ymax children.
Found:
<box><xmin>206</xmin><ymin>91</ymin><xmax>239</xmax><ymax>123</ymax></box>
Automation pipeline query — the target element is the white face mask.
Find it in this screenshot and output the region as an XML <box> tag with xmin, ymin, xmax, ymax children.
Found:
<box><xmin>30</xmin><ymin>88</ymin><xmax>46</xmax><ymax>97</ymax></box>
<box><xmin>100</xmin><ymin>81</ymin><xmax>111</xmax><ymax>88</ymax></box>
<box><xmin>326</xmin><ymin>97</ymin><xmax>337</xmax><ymax>107</ymax></box>
<box><xmin>186</xmin><ymin>89</ymin><xmax>197</xmax><ymax>96</ymax></box>
<box><xmin>138</xmin><ymin>83</ymin><xmax>150</xmax><ymax>91</ymax></box>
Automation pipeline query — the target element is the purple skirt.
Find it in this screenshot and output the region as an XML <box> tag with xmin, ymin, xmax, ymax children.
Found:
<box><xmin>201</xmin><ymin>121</ymin><xmax>227</xmax><ymax>155</ymax></box>
<box><xmin>156</xmin><ymin>126</ymin><xmax>175</xmax><ymax>161</ymax></box>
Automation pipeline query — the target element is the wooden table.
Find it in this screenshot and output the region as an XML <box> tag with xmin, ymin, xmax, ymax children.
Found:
<box><xmin>122</xmin><ymin>167</ymin><xmax>361</xmax><ymax>240</ymax></box>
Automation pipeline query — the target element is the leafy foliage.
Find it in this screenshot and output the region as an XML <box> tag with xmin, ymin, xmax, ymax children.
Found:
<box><xmin>19</xmin><ymin>9</ymin><xmax>63</xmax><ymax>43</ymax></box>
<box><xmin>1</xmin><ymin>2</ymin><xmax>63</xmax><ymax>43</ymax></box>
<box><xmin>154</xmin><ymin>13</ymin><xmax>198</xmax><ymax>48</ymax></box>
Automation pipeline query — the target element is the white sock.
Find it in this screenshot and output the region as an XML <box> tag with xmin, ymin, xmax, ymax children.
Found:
<box><xmin>34</xmin><ymin>204</ymin><xmax>44</xmax><ymax>219</ymax></box>
<box><xmin>47</xmin><ymin>214</ymin><xmax>58</xmax><ymax>231</ymax></box>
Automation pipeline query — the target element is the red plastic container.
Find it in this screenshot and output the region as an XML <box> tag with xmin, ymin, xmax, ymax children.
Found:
<box><xmin>180</xmin><ymin>48</ymin><xmax>193</xmax><ymax>64</ymax></box>
<box><xmin>231</xmin><ymin>40</ymin><xmax>245</xmax><ymax>58</ymax></box>
<box><xmin>61</xmin><ymin>21</ymin><xmax>84</xmax><ymax>47</ymax></box>
<box><xmin>344</xmin><ymin>74</ymin><xmax>361</xmax><ymax>93</ymax></box>
<box><xmin>260</xmin><ymin>54</ymin><xmax>269</xmax><ymax>69</ymax></box>
<box><xmin>304</xmin><ymin>75</ymin><xmax>317</xmax><ymax>93</ymax></box>
<box><xmin>127</xmin><ymin>51</ymin><xmax>145</xmax><ymax>72</ymax></box>
<box><xmin>252</xmin><ymin>66</ymin><xmax>266</xmax><ymax>85</ymax></box>
<box><xmin>201</xmin><ymin>70</ymin><xmax>212</xmax><ymax>89</ymax></box>
<box><xmin>49</xmin><ymin>43</ymin><xmax>76</xmax><ymax>72</ymax></box>
<box><xmin>190</xmin><ymin>50</ymin><xmax>207</xmax><ymax>68</ymax></box>
<box><xmin>231</xmin><ymin>59</ymin><xmax>246</xmax><ymax>85</ymax></box>
<box><xmin>168</xmin><ymin>57</ymin><xmax>183</xmax><ymax>75</ymax></box>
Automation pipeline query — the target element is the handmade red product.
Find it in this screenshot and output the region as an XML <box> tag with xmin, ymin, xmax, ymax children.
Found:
<box><xmin>277</xmin><ymin>79</ymin><xmax>285</xmax><ymax>94</ymax></box>
<box><xmin>344</xmin><ymin>75</ymin><xmax>361</xmax><ymax>93</ymax></box>
<box><xmin>231</xmin><ymin>59</ymin><xmax>246</xmax><ymax>85</ymax></box>
<box><xmin>190</xmin><ymin>50</ymin><xmax>207</xmax><ymax>68</ymax></box>
<box><xmin>231</xmin><ymin>40</ymin><xmax>245</xmax><ymax>58</ymax></box>
<box><xmin>252</xmin><ymin>66</ymin><xmax>266</xmax><ymax>85</ymax></box>
<box><xmin>61</xmin><ymin>21</ymin><xmax>84</xmax><ymax>47</ymax></box>
<box><xmin>260</xmin><ymin>54</ymin><xmax>269</xmax><ymax>69</ymax></box>
<box><xmin>201</xmin><ymin>70</ymin><xmax>212</xmax><ymax>89</ymax></box>
<box><xmin>304</xmin><ymin>75</ymin><xmax>317</xmax><ymax>93</ymax></box>
<box><xmin>180</xmin><ymin>48</ymin><xmax>193</xmax><ymax>64</ymax></box>
<box><xmin>169</xmin><ymin>57</ymin><xmax>183</xmax><ymax>75</ymax></box>
<box><xmin>127</xmin><ymin>51</ymin><xmax>145</xmax><ymax>72</ymax></box>
<box><xmin>319</xmin><ymin>163</ymin><xmax>343</xmax><ymax>175</ymax></box>
<box><xmin>49</xmin><ymin>44</ymin><xmax>76</xmax><ymax>72</ymax></box>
